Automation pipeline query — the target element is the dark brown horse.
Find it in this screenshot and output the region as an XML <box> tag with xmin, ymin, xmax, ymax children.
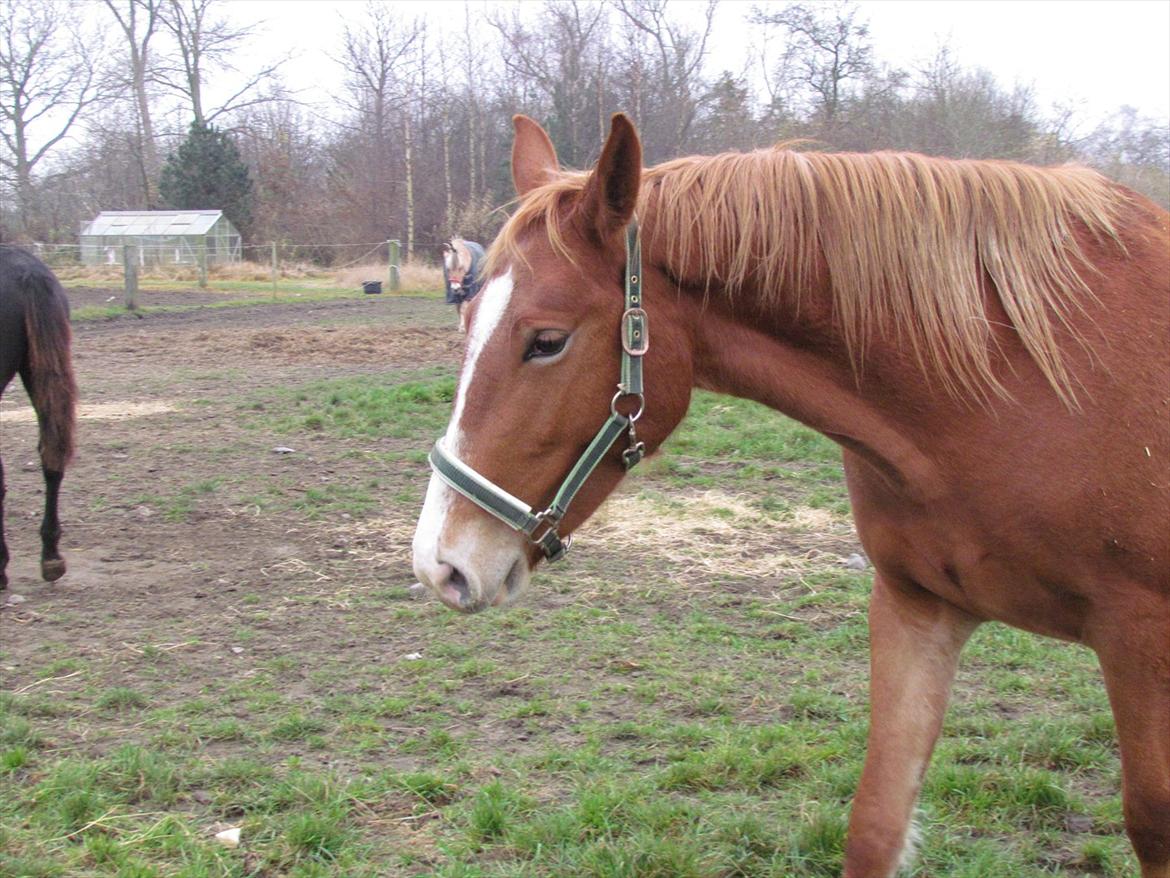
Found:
<box><xmin>0</xmin><ymin>245</ymin><xmax>77</xmax><ymax>589</ymax></box>
<box><xmin>412</xmin><ymin>115</ymin><xmax>1169</xmax><ymax>876</ymax></box>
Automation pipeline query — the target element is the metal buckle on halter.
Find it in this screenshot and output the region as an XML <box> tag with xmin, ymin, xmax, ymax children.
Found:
<box><xmin>529</xmin><ymin>508</ymin><xmax>571</xmax><ymax>560</ymax></box>
<box><xmin>621</xmin><ymin>308</ymin><xmax>649</xmax><ymax>356</ymax></box>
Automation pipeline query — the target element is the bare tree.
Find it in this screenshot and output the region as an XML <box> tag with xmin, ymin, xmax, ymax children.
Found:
<box><xmin>1084</xmin><ymin>106</ymin><xmax>1170</xmax><ymax>208</ymax></box>
<box><xmin>615</xmin><ymin>0</ymin><xmax>715</xmax><ymax>161</ymax></box>
<box><xmin>234</xmin><ymin>101</ymin><xmax>330</xmax><ymax>249</ymax></box>
<box><xmin>904</xmin><ymin>46</ymin><xmax>1042</xmax><ymax>159</ymax></box>
<box><xmin>155</xmin><ymin>0</ymin><xmax>285</xmax><ymax>125</ymax></box>
<box><xmin>488</xmin><ymin>0</ymin><xmax>609</xmax><ymax>167</ymax></box>
<box><xmin>101</xmin><ymin>0</ymin><xmax>163</xmax><ymax>205</ymax></box>
<box><xmin>0</xmin><ymin>0</ymin><xmax>110</xmax><ymax>236</ymax></box>
<box><xmin>752</xmin><ymin>1</ymin><xmax>874</xmax><ymax>129</ymax></box>
<box><xmin>331</xmin><ymin>4</ymin><xmax>422</xmax><ymax>247</ymax></box>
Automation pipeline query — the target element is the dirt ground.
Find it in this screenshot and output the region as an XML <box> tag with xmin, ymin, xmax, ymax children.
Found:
<box><xmin>1</xmin><ymin>292</ymin><xmax>464</xmax><ymax>710</ymax></box>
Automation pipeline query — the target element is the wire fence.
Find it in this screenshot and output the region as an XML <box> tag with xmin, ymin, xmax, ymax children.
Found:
<box><xmin>14</xmin><ymin>238</ymin><xmax>448</xmax><ymax>309</ymax></box>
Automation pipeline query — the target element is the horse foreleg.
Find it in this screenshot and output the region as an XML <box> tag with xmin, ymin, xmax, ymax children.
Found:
<box><xmin>843</xmin><ymin>573</ymin><xmax>978</xmax><ymax>878</ymax></box>
<box><xmin>39</xmin><ymin>465</ymin><xmax>65</xmax><ymax>582</ymax></box>
<box><xmin>0</xmin><ymin>456</ymin><xmax>8</xmax><ymax>589</ymax></box>
<box><xmin>1094</xmin><ymin>607</ymin><xmax>1170</xmax><ymax>878</ymax></box>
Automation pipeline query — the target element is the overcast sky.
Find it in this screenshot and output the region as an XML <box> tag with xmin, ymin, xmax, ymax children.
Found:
<box><xmin>219</xmin><ymin>0</ymin><xmax>1170</xmax><ymax>131</ymax></box>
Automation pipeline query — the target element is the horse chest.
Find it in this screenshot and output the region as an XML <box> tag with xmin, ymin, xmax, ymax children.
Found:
<box><xmin>845</xmin><ymin>462</ymin><xmax>1098</xmax><ymax>641</ymax></box>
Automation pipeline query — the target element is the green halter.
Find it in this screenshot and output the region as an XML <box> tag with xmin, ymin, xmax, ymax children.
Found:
<box><xmin>428</xmin><ymin>221</ymin><xmax>648</xmax><ymax>561</ymax></box>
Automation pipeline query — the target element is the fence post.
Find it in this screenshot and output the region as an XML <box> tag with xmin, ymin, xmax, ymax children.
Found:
<box><xmin>388</xmin><ymin>239</ymin><xmax>400</xmax><ymax>292</ymax></box>
<box><xmin>271</xmin><ymin>241</ymin><xmax>278</xmax><ymax>295</ymax></box>
<box><xmin>123</xmin><ymin>244</ymin><xmax>138</xmax><ymax>311</ymax></box>
<box><xmin>197</xmin><ymin>244</ymin><xmax>208</xmax><ymax>289</ymax></box>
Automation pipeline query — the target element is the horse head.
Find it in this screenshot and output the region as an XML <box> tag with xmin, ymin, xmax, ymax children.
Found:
<box><xmin>412</xmin><ymin>114</ymin><xmax>695</xmax><ymax>612</ymax></box>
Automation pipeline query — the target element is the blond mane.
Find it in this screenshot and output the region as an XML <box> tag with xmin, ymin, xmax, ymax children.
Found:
<box><xmin>489</xmin><ymin>148</ymin><xmax>1123</xmax><ymax>405</ymax></box>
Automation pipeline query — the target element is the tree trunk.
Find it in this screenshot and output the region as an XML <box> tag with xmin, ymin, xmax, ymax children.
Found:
<box><xmin>104</xmin><ymin>0</ymin><xmax>161</xmax><ymax>206</ymax></box>
<box><xmin>403</xmin><ymin>106</ymin><xmax>415</xmax><ymax>260</ymax></box>
<box><xmin>442</xmin><ymin>96</ymin><xmax>453</xmax><ymax>231</ymax></box>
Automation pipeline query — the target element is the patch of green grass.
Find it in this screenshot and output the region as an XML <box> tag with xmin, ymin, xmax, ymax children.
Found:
<box><xmin>394</xmin><ymin>771</ymin><xmax>459</xmax><ymax>806</ymax></box>
<box><xmin>96</xmin><ymin>687</ymin><xmax>150</xmax><ymax>711</ymax></box>
<box><xmin>2</xmin><ymin>746</ymin><xmax>32</xmax><ymax>772</ymax></box>
<box><xmin>131</xmin><ymin>478</ymin><xmax>222</xmax><ymax>523</ymax></box>
<box><xmin>268</xmin><ymin>712</ymin><xmax>329</xmax><ymax>742</ymax></box>
<box><xmin>665</xmin><ymin>392</ymin><xmax>841</xmax><ymax>467</ymax></box>
<box><xmin>254</xmin><ymin>371</ymin><xmax>457</xmax><ymax>442</ymax></box>
<box><xmin>36</xmin><ymin>658</ymin><xmax>85</xmax><ymax>679</ymax></box>
<box><xmin>293</xmin><ymin>483</ymin><xmax>378</xmax><ymax>518</ymax></box>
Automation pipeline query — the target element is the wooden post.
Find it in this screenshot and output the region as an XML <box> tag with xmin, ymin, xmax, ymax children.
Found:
<box><xmin>197</xmin><ymin>244</ymin><xmax>208</xmax><ymax>289</ymax></box>
<box><xmin>123</xmin><ymin>244</ymin><xmax>138</xmax><ymax>311</ymax></box>
<box><xmin>388</xmin><ymin>239</ymin><xmax>400</xmax><ymax>292</ymax></box>
<box><xmin>271</xmin><ymin>241</ymin><xmax>278</xmax><ymax>296</ymax></box>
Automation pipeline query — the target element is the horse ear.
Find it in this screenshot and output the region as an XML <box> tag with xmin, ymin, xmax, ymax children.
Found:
<box><xmin>512</xmin><ymin>115</ymin><xmax>559</xmax><ymax>196</ymax></box>
<box><xmin>580</xmin><ymin>113</ymin><xmax>642</xmax><ymax>239</ymax></box>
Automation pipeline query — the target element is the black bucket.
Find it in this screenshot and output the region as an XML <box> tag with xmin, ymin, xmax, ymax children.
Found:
<box><xmin>362</xmin><ymin>280</ymin><xmax>382</xmax><ymax>295</ymax></box>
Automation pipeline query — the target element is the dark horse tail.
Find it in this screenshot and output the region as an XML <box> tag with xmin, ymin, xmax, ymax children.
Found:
<box><xmin>22</xmin><ymin>271</ymin><xmax>77</xmax><ymax>471</ymax></box>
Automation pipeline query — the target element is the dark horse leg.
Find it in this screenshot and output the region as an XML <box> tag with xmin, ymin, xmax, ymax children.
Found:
<box><xmin>1</xmin><ymin>357</ymin><xmax>15</xmax><ymax>591</ymax></box>
<box><xmin>19</xmin><ymin>367</ymin><xmax>68</xmax><ymax>582</ymax></box>
<box><xmin>38</xmin><ymin>465</ymin><xmax>65</xmax><ymax>581</ymax></box>
<box><xmin>0</xmin><ymin>456</ymin><xmax>58</xmax><ymax>587</ymax></box>
<box><xmin>0</xmin><ymin>455</ymin><xmax>8</xmax><ymax>589</ymax></box>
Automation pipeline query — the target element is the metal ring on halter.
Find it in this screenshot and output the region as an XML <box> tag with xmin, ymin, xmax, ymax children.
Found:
<box><xmin>529</xmin><ymin>508</ymin><xmax>562</xmax><ymax>542</ymax></box>
<box><xmin>611</xmin><ymin>390</ymin><xmax>645</xmax><ymax>422</ymax></box>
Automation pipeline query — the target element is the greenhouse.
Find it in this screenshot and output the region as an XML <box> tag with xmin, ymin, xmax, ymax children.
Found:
<box><xmin>79</xmin><ymin>210</ymin><xmax>241</xmax><ymax>266</ymax></box>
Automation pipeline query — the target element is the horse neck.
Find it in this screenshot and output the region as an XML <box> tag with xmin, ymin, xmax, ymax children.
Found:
<box><xmin>643</xmin><ymin>222</ymin><xmax>947</xmax><ymax>495</ymax></box>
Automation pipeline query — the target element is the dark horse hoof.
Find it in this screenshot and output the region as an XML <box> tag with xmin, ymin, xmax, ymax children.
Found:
<box><xmin>41</xmin><ymin>558</ymin><xmax>66</xmax><ymax>582</ymax></box>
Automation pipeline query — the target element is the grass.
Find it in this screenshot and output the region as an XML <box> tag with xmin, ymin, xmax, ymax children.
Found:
<box><xmin>0</xmin><ymin>302</ymin><xmax>1134</xmax><ymax>876</ymax></box>
<box><xmin>69</xmin><ymin>284</ymin><xmax>443</xmax><ymax>322</ymax></box>
<box><xmin>256</xmin><ymin>371</ymin><xmax>457</xmax><ymax>441</ymax></box>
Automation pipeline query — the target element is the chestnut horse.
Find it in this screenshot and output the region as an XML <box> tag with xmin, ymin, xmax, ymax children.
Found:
<box><xmin>0</xmin><ymin>245</ymin><xmax>77</xmax><ymax>589</ymax></box>
<box><xmin>412</xmin><ymin>115</ymin><xmax>1169</xmax><ymax>876</ymax></box>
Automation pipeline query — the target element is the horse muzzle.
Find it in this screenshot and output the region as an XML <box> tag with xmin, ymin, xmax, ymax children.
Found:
<box><xmin>411</xmin><ymin>471</ymin><xmax>532</xmax><ymax>613</ymax></box>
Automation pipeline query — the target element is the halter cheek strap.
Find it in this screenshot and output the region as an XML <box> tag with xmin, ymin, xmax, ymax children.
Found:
<box><xmin>428</xmin><ymin>221</ymin><xmax>648</xmax><ymax>561</ymax></box>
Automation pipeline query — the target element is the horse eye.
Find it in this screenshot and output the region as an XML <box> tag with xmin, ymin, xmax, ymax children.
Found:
<box><xmin>524</xmin><ymin>331</ymin><xmax>568</xmax><ymax>361</ymax></box>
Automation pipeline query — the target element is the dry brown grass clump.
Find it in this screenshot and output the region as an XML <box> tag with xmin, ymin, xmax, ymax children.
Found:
<box><xmin>333</xmin><ymin>259</ymin><xmax>443</xmax><ymax>292</ymax></box>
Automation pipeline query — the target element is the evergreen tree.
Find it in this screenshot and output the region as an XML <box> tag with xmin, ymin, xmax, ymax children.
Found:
<box><xmin>159</xmin><ymin>120</ymin><xmax>253</xmax><ymax>237</ymax></box>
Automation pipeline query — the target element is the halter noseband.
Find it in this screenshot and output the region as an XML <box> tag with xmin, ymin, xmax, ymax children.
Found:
<box><xmin>428</xmin><ymin>221</ymin><xmax>648</xmax><ymax>562</ymax></box>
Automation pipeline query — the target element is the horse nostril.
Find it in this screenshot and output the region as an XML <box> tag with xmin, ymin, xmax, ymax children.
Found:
<box><xmin>504</xmin><ymin>558</ymin><xmax>525</xmax><ymax>596</ymax></box>
<box><xmin>446</xmin><ymin>566</ymin><xmax>471</xmax><ymax>606</ymax></box>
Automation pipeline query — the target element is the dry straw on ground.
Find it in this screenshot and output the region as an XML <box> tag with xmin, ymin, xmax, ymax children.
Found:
<box><xmin>583</xmin><ymin>490</ymin><xmax>856</xmax><ymax>579</ymax></box>
<box><xmin>343</xmin><ymin>488</ymin><xmax>858</xmax><ymax>588</ymax></box>
<box><xmin>0</xmin><ymin>401</ymin><xmax>176</xmax><ymax>423</ymax></box>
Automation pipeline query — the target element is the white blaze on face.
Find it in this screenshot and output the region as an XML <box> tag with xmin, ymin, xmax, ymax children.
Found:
<box><xmin>412</xmin><ymin>270</ymin><xmax>518</xmax><ymax>603</ymax></box>
<box><xmin>448</xmin><ymin>270</ymin><xmax>514</xmax><ymax>456</ymax></box>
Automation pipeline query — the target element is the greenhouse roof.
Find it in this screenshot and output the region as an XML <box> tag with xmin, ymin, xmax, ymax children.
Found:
<box><xmin>81</xmin><ymin>210</ymin><xmax>229</xmax><ymax>237</ymax></box>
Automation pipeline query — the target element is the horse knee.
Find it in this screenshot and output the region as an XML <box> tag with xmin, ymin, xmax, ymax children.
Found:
<box><xmin>1125</xmin><ymin>791</ymin><xmax>1170</xmax><ymax>869</ymax></box>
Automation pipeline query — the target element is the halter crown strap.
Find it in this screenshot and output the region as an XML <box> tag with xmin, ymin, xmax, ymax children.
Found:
<box><xmin>620</xmin><ymin>221</ymin><xmax>647</xmax><ymax>395</ymax></box>
<box><xmin>428</xmin><ymin>219</ymin><xmax>648</xmax><ymax>561</ymax></box>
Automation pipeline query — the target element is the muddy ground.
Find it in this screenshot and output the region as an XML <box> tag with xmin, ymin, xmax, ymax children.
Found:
<box><xmin>1</xmin><ymin>292</ymin><xmax>462</xmax><ymax>700</ymax></box>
